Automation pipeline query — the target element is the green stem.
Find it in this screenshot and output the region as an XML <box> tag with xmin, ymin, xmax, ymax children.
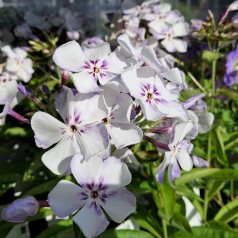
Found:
<box><xmin>162</xmin><ymin>218</ymin><xmax>168</xmax><ymax>238</ymax></box>
<box><xmin>210</xmin><ymin>59</ymin><xmax>217</xmax><ymax>111</ymax></box>
<box><xmin>187</xmin><ymin>71</ymin><xmax>206</xmax><ymax>92</ymax></box>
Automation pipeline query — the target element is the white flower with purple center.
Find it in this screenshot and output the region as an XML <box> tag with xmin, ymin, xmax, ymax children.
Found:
<box><xmin>31</xmin><ymin>86</ymin><xmax>109</xmax><ymax>175</ymax></box>
<box><xmin>53</xmin><ymin>41</ymin><xmax>129</xmax><ymax>93</ymax></box>
<box><xmin>155</xmin><ymin>121</ymin><xmax>193</xmax><ymax>184</ymax></box>
<box><xmin>149</xmin><ymin>21</ymin><xmax>189</xmax><ymax>53</ymax></box>
<box><xmin>121</xmin><ymin>66</ymin><xmax>188</xmax><ymax>121</ymax></box>
<box><xmin>100</xmin><ymin>85</ymin><xmax>143</xmax><ymax>149</ymax></box>
<box><xmin>1</xmin><ymin>45</ymin><xmax>34</xmax><ymax>82</ymax></box>
<box><xmin>48</xmin><ymin>154</ymin><xmax>136</xmax><ymax>238</ymax></box>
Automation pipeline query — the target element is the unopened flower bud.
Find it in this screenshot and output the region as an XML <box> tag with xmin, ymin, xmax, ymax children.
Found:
<box><xmin>1</xmin><ymin>196</ymin><xmax>39</xmax><ymax>223</ymax></box>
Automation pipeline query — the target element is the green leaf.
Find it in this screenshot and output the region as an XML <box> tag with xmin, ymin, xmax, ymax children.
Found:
<box><xmin>171</xmin><ymin>212</ymin><xmax>192</xmax><ymax>234</ymax></box>
<box><xmin>98</xmin><ymin>229</ymin><xmax>155</xmax><ymax>238</ymax></box>
<box><xmin>159</xmin><ymin>175</ymin><xmax>176</xmax><ymax>220</ymax></box>
<box><xmin>214</xmin><ymin>200</ymin><xmax>238</xmax><ymax>223</ymax></box>
<box><xmin>171</xmin><ymin>227</ymin><xmax>238</xmax><ymax>238</ymax></box>
<box><xmin>217</xmin><ymin>88</ymin><xmax>238</xmax><ymax>100</ymax></box>
<box><xmin>22</xmin><ymin>178</ymin><xmax>60</xmax><ymax>196</ymax></box>
<box><xmin>207</xmin><ymin>181</ymin><xmax>226</xmax><ymax>201</ymax></box>
<box><xmin>176</xmin><ymin>184</ymin><xmax>203</xmax><ymax>202</ymax></box>
<box><xmin>210</xmin><ymin>127</ymin><xmax>228</xmax><ymax>166</ymax></box>
<box><xmin>175</xmin><ymin>168</ymin><xmax>238</xmax><ymax>185</ymax></box>
<box><xmin>175</xmin><ymin>168</ymin><xmax>220</xmax><ymax>185</ymax></box>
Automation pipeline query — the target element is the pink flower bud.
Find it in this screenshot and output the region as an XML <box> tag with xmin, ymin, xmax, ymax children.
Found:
<box><xmin>1</xmin><ymin>196</ymin><xmax>39</xmax><ymax>223</ymax></box>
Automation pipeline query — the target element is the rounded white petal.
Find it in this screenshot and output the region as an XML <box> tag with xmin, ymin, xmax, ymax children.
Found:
<box><xmin>31</xmin><ymin>111</ymin><xmax>66</xmax><ymax>149</ymax></box>
<box><xmin>106</xmin><ymin>51</ymin><xmax>129</xmax><ymax>75</ymax></box>
<box><xmin>100</xmin><ymin>156</ymin><xmax>132</xmax><ymax>192</ymax></box>
<box><xmin>169</xmin><ymin>121</ymin><xmax>193</xmax><ymax>148</ymax></box>
<box><xmin>177</xmin><ymin>144</ymin><xmax>193</xmax><ymax>171</ymax></box>
<box><xmin>74</xmin><ymin>92</ymin><xmax>107</xmax><ymax>125</ymax></box>
<box><xmin>161</xmin><ymin>39</ymin><xmax>177</xmax><ymax>53</ymax></box>
<box><xmin>73</xmin><ymin>203</ymin><xmax>109</xmax><ymax>238</ymax></box>
<box><xmin>172</xmin><ymin>22</ymin><xmax>189</xmax><ymax>37</ymax></box>
<box><xmin>71</xmin><ymin>153</ymin><xmax>103</xmax><ymax>185</ymax></box>
<box><xmin>83</xmin><ymin>42</ymin><xmax>110</xmax><ymax>61</ymax></box>
<box><xmin>101</xmin><ymin>188</ymin><xmax>136</xmax><ymax>223</ymax></box>
<box><xmin>48</xmin><ymin>180</ymin><xmax>85</xmax><ymax>218</ymax></box>
<box><xmin>70</xmin><ymin>71</ymin><xmax>100</xmax><ymax>93</ymax></box>
<box><xmin>110</xmin><ymin>93</ymin><xmax>133</xmax><ymax>124</ymax></box>
<box><xmin>42</xmin><ymin>138</ymin><xmax>77</xmax><ymax>175</ymax></box>
<box><xmin>108</xmin><ymin>123</ymin><xmax>143</xmax><ymax>149</ymax></box>
<box><xmin>78</xmin><ymin>124</ymin><xmax>109</xmax><ymax>160</ymax></box>
<box><xmin>53</xmin><ymin>41</ymin><xmax>85</xmax><ymax>72</ymax></box>
<box><xmin>198</xmin><ymin>112</ymin><xmax>214</xmax><ymax>134</ymax></box>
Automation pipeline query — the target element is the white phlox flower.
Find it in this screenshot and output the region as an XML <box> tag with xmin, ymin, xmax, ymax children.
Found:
<box><xmin>53</xmin><ymin>40</ymin><xmax>131</xmax><ymax>93</ymax></box>
<box><xmin>121</xmin><ymin>65</ymin><xmax>188</xmax><ymax>121</ymax></box>
<box><xmin>155</xmin><ymin>121</ymin><xmax>194</xmax><ymax>184</ymax></box>
<box><xmin>31</xmin><ymin>86</ymin><xmax>109</xmax><ymax>175</ymax></box>
<box><xmin>100</xmin><ymin>84</ymin><xmax>143</xmax><ymax>149</ymax></box>
<box><xmin>48</xmin><ymin>154</ymin><xmax>136</xmax><ymax>238</ymax></box>
<box><xmin>1</xmin><ymin>45</ymin><xmax>34</xmax><ymax>82</ymax></box>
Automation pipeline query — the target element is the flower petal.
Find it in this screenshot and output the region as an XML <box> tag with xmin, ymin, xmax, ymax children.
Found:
<box><xmin>74</xmin><ymin>92</ymin><xmax>107</xmax><ymax>125</ymax></box>
<box><xmin>177</xmin><ymin>140</ymin><xmax>193</xmax><ymax>171</ymax></box>
<box><xmin>83</xmin><ymin>42</ymin><xmax>110</xmax><ymax>61</ymax></box>
<box><xmin>101</xmin><ymin>188</ymin><xmax>136</xmax><ymax>223</ymax></box>
<box><xmin>73</xmin><ymin>203</ymin><xmax>109</xmax><ymax>238</ymax></box>
<box><xmin>42</xmin><ymin>138</ymin><xmax>78</xmax><ymax>175</ymax></box>
<box><xmin>169</xmin><ymin>121</ymin><xmax>193</xmax><ymax>147</ymax></box>
<box><xmin>48</xmin><ymin>180</ymin><xmax>85</xmax><ymax>218</ymax></box>
<box><xmin>53</xmin><ymin>41</ymin><xmax>85</xmax><ymax>72</ymax></box>
<box><xmin>100</xmin><ymin>156</ymin><xmax>132</xmax><ymax>191</ymax></box>
<box><xmin>168</xmin><ymin>158</ymin><xmax>181</xmax><ymax>184</ymax></box>
<box><xmin>70</xmin><ymin>153</ymin><xmax>103</xmax><ymax>185</ymax></box>
<box><xmin>155</xmin><ymin>152</ymin><xmax>170</xmax><ymax>183</ymax></box>
<box><xmin>70</xmin><ymin>71</ymin><xmax>100</xmax><ymax>93</ymax></box>
<box><xmin>108</xmin><ymin>123</ymin><xmax>143</xmax><ymax>149</ymax></box>
<box><xmin>31</xmin><ymin>111</ymin><xmax>66</xmax><ymax>149</ymax></box>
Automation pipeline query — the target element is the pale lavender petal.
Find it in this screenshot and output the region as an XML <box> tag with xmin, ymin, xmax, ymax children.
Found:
<box><xmin>155</xmin><ymin>153</ymin><xmax>170</xmax><ymax>184</ymax></box>
<box><xmin>70</xmin><ymin>71</ymin><xmax>100</xmax><ymax>93</ymax></box>
<box><xmin>107</xmin><ymin>123</ymin><xmax>143</xmax><ymax>149</ymax></box>
<box><xmin>78</xmin><ymin>124</ymin><xmax>109</xmax><ymax>159</ymax></box>
<box><xmin>53</xmin><ymin>41</ymin><xmax>85</xmax><ymax>72</ymax></box>
<box><xmin>48</xmin><ymin>180</ymin><xmax>85</xmax><ymax>218</ymax></box>
<box><xmin>42</xmin><ymin>138</ymin><xmax>79</xmax><ymax>175</ymax></box>
<box><xmin>168</xmin><ymin>159</ymin><xmax>181</xmax><ymax>183</ymax></box>
<box><xmin>183</xmin><ymin>94</ymin><xmax>205</xmax><ymax>109</ymax></box>
<box><xmin>192</xmin><ymin>155</ymin><xmax>209</xmax><ymax>168</ymax></box>
<box><xmin>100</xmin><ymin>188</ymin><xmax>136</xmax><ymax>223</ymax></box>
<box><xmin>177</xmin><ymin>140</ymin><xmax>193</xmax><ymax>171</ymax></box>
<box><xmin>73</xmin><ymin>203</ymin><xmax>109</xmax><ymax>238</ymax></box>
<box><xmin>169</xmin><ymin>121</ymin><xmax>193</xmax><ymax>148</ymax></box>
<box><xmin>71</xmin><ymin>153</ymin><xmax>103</xmax><ymax>185</ymax></box>
<box><xmin>83</xmin><ymin>42</ymin><xmax>110</xmax><ymax>61</ymax></box>
<box><xmin>99</xmin><ymin>156</ymin><xmax>132</xmax><ymax>192</ymax></box>
<box><xmin>31</xmin><ymin>111</ymin><xmax>66</xmax><ymax>149</ymax></box>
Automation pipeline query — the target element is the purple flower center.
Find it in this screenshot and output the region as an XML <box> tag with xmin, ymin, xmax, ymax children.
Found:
<box><xmin>102</xmin><ymin>117</ymin><xmax>109</xmax><ymax>124</ymax></box>
<box><xmin>91</xmin><ymin>191</ymin><xmax>99</xmax><ymax>199</ymax></box>
<box><xmin>70</xmin><ymin>125</ymin><xmax>77</xmax><ymax>132</ymax></box>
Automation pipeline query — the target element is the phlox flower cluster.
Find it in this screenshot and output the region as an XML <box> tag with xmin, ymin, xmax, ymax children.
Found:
<box><xmin>0</xmin><ymin>45</ymin><xmax>33</xmax><ymax>125</ymax></box>
<box><xmin>28</xmin><ymin>33</ymin><xmax>211</xmax><ymax>237</ymax></box>
<box><xmin>109</xmin><ymin>0</ymin><xmax>189</xmax><ymax>53</ymax></box>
